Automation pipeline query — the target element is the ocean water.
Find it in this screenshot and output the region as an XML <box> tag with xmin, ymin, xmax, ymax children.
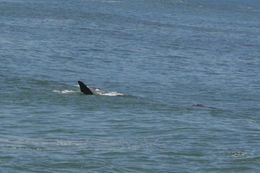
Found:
<box><xmin>0</xmin><ymin>0</ymin><xmax>259</xmax><ymax>172</ymax></box>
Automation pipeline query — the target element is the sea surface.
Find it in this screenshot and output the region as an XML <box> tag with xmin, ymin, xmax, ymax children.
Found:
<box><xmin>0</xmin><ymin>0</ymin><xmax>260</xmax><ymax>172</ymax></box>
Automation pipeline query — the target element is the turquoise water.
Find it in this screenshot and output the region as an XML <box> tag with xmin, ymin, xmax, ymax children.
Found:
<box><xmin>0</xmin><ymin>0</ymin><xmax>259</xmax><ymax>172</ymax></box>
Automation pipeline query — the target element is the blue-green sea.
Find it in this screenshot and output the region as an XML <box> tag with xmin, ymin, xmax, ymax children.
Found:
<box><xmin>0</xmin><ymin>0</ymin><xmax>259</xmax><ymax>172</ymax></box>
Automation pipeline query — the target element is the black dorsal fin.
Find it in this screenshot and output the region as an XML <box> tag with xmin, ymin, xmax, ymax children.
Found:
<box><xmin>78</xmin><ymin>81</ymin><xmax>93</xmax><ymax>95</ymax></box>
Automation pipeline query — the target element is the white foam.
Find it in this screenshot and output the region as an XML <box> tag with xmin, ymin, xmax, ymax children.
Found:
<box><xmin>52</xmin><ymin>90</ymin><xmax>79</xmax><ymax>94</ymax></box>
<box><xmin>99</xmin><ymin>91</ymin><xmax>125</xmax><ymax>96</ymax></box>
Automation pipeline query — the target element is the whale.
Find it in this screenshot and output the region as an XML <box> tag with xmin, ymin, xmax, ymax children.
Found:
<box><xmin>77</xmin><ymin>81</ymin><xmax>124</xmax><ymax>96</ymax></box>
<box><xmin>78</xmin><ymin>81</ymin><xmax>100</xmax><ymax>95</ymax></box>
